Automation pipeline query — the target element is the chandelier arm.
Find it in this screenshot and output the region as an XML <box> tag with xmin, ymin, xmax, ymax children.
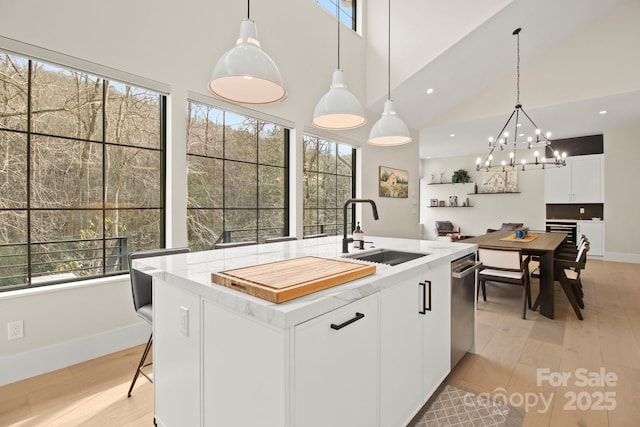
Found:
<box><xmin>518</xmin><ymin>106</ymin><xmax>551</xmax><ymax>144</ymax></box>
<box><xmin>493</xmin><ymin>108</ymin><xmax>517</xmax><ymax>146</ymax></box>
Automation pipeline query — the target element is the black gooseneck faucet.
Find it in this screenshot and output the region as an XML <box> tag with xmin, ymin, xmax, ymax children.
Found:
<box><xmin>342</xmin><ymin>199</ymin><xmax>379</xmax><ymax>253</ymax></box>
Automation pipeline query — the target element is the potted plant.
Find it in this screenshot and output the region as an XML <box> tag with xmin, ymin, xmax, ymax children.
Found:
<box><xmin>451</xmin><ymin>169</ymin><xmax>471</xmax><ymax>184</ymax></box>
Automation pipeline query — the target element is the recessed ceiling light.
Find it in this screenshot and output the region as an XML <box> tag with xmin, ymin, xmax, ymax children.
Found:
<box><xmin>599</xmin><ymin>110</ymin><xmax>607</xmax><ymax>115</ymax></box>
<box><xmin>426</xmin><ymin>88</ymin><xmax>434</xmax><ymax>94</ymax></box>
<box><xmin>519</xmin><ymin>133</ymin><xmax>524</xmax><ymax>137</ymax></box>
<box><xmin>516</xmin><ymin>123</ymin><xmax>522</xmax><ymax>127</ymax></box>
<box><xmin>449</xmin><ymin>133</ymin><xmax>455</xmax><ymax>137</ymax></box>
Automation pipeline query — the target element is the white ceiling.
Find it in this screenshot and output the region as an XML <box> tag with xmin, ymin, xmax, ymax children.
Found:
<box><xmin>365</xmin><ymin>0</ymin><xmax>640</xmax><ymax>159</ymax></box>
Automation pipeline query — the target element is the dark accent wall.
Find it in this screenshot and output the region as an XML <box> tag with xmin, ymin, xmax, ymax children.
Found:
<box><xmin>546</xmin><ymin>203</ymin><xmax>603</xmax><ymax>220</ymax></box>
<box><xmin>551</xmin><ymin>134</ymin><xmax>603</xmax><ymax>156</ymax></box>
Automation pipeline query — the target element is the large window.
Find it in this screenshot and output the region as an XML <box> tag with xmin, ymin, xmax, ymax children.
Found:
<box><xmin>0</xmin><ymin>51</ymin><xmax>166</xmax><ymax>290</ymax></box>
<box><xmin>186</xmin><ymin>101</ymin><xmax>289</xmax><ymax>251</ymax></box>
<box><xmin>316</xmin><ymin>0</ymin><xmax>356</xmax><ymax>31</ymax></box>
<box><xmin>303</xmin><ymin>135</ymin><xmax>355</xmax><ymax>237</ymax></box>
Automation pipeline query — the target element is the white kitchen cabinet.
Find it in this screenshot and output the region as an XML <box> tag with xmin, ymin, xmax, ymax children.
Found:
<box><xmin>294</xmin><ymin>294</ymin><xmax>379</xmax><ymax>427</ymax></box>
<box><xmin>202</xmin><ymin>301</ymin><xmax>286</xmax><ymax>427</ymax></box>
<box><xmin>379</xmin><ymin>263</ymin><xmax>451</xmax><ymax>427</ymax></box>
<box><xmin>544</xmin><ymin>154</ymin><xmax>603</xmax><ymax>203</ymax></box>
<box><xmin>420</xmin><ymin>263</ymin><xmax>451</xmax><ymax>399</ymax></box>
<box><xmin>577</xmin><ymin>221</ymin><xmax>604</xmax><ymax>257</ymax></box>
<box><xmin>154</xmin><ymin>282</ymin><xmax>202</xmax><ymax>427</ymax></box>
<box><xmin>380</xmin><ymin>270</ymin><xmax>424</xmax><ymax>427</ymax></box>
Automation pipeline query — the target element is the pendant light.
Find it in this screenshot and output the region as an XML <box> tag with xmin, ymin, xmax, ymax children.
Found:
<box><xmin>312</xmin><ymin>1</ymin><xmax>366</xmax><ymax>130</ymax></box>
<box><xmin>368</xmin><ymin>0</ymin><xmax>411</xmax><ymax>146</ymax></box>
<box><xmin>208</xmin><ymin>0</ymin><xmax>286</xmax><ymax>105</ymax></box>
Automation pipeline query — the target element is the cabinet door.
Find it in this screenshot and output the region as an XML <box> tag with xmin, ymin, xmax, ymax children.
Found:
<box><xmin>154</xmin><ymin>279</ymin><xmax>201</xmax><ymax>427</ymax></box>
<box><xmin>571</xmin><ymin>155</ymin><xmax>603</xmax><ymax>203</ymax></box>
<box><xmin>578</xmin><ymin>221</ymin><xmax>604</xmax><ymax>257</ymax></box>
<box><xmin>421</xmin><ymin>264</ymin><xmax>452</xmax><ymax>399</ymax></box>
<box><xmin>294</xmin><ymin>295</ymin><xmax>379</xmax><ymax>427</ymax></box>
<box><xmin>380</xmin><ymin>272</ymin><xmax>424</xmax><ymax>427</ymax></box>
<box><xmin>544</xmin><ymin>162</ymin><xmax>572</xmax><ymax>203</ymax></box>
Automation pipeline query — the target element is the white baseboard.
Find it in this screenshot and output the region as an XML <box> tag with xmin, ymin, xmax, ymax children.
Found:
<box><xmin>604</xmin><ymin>252</ymin><xmax>640</xmax><ymax>264</ymax></box>
<box><xmin>0</xmin><ymin>322</ymin><xmax>149</xmax><ymax>386</ymax></box>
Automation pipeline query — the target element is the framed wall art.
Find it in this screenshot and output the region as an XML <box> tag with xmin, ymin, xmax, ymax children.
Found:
<box><xmin>379</xmin><ymin>166</ymin><xmax>408</xmax><ymax>198</ymax></box>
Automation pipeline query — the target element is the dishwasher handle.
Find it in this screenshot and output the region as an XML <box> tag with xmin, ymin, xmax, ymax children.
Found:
<box><xmin>451</xmin><ymin>261</ymin><xmax>483</xmax><ymax>279</ymax></box>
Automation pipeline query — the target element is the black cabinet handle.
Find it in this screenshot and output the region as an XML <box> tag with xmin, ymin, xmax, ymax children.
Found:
<box><xmin>419</xmin><ymin>281</ymin><xmax>432</xmax><ymax>314</ymax></box>
<box><xmin>330</xmin><ymin>312</ymin><xmax>365</xmax><ymax>330</ymax></box>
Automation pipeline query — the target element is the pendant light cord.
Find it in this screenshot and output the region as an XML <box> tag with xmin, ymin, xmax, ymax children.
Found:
<box><xmin>337</xmin><ymin>1</ymin><xmax>341</xmax><ymax>69</ymax></box>
<box><xmin>247</xmin><ymin>0</ymin><xmax>250</xmax><ymax>19</ymax></box>
<box><xmin>387</xmin><ymin>0</ymin><xmax>391</xmax><ymax>100</ymax></box>
<box><xmin>514</xmin><ymin>27</ymin><xmax>521</xmax><ymax>105</ymax></box>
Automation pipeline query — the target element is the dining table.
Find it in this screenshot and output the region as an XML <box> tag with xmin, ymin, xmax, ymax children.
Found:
<box><xmin>462</xmin><ymin>230</ymin><xmax>567</xmax><ymax>319</ymax></box>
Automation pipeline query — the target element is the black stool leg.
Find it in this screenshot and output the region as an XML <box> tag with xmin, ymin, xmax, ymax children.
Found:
<box><xmin>128</xmin><ymin>333</ymin><xmax>153</xmax><ymax>397</ymax></box>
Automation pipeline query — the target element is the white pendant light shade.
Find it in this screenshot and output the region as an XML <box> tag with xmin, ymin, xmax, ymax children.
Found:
<box><xmin>367</xmin><ymin>100</ymin><xmax>412</xmax><ymax>146</ymax></box>
<box><xmin>312</xmin><ymin>69</ymin><xmax>366</xmax><ymax>130</ymax></box>
<box><xmin>208</xmin><ymin>19</ymin><xmax>286</xmax><ymax>105</ymax></box>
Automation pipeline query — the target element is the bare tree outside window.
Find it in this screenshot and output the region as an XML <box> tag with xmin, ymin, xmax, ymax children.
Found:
<box><xmin>186</xmin><ymin>101</ymin><xmax>289</xmax><ymax>251</ymax></box>
<box><xmin>0</xmin><ymin>51</ymin><xmax>165</xmax><ymax>290</ymax></box>
<box><xmin>303</xmin><ymin>135</ymin><xmax>355</xmax><ymax>237</ymax></box>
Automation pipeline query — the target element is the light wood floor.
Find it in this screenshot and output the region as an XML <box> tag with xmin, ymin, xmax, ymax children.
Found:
<box><xmin>1</xmin><ymin>259</ymin><xmax>639</xmax><ymax>426</ymax></box>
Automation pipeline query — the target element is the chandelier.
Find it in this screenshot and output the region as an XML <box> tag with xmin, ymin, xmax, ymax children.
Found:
<box><xmin>476</xmin><ymin>28</ymin><xmax>567</xmax><ymax>172</ymax></box>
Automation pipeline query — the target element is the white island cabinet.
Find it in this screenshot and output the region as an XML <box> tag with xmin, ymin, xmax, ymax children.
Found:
<box><xmin>380</xmin><ymin>261</ymin><xmax>451</xmax><ymax>427</ymax></box>
<box><xmin>142</xmin><ymin>236</ymin><xmax>476</xmax><ymax>427</ymax></box>
<box><xmin>295</xmin><ymin>294</ymin><xmax>379</xmax><ymax>426</ymax></box>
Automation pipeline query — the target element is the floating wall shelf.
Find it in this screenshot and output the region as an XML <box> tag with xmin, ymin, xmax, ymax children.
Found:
<box><xmin>467</xmin><ymin>192</ymin><xmax>520</xmax><ymax>195</ymax></box>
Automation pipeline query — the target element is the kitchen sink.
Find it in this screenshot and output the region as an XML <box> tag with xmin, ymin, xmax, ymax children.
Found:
<box><xmin>342</xmin><ymin>248</ymin><xmax>428</xmax><ymax>266</ymax></box>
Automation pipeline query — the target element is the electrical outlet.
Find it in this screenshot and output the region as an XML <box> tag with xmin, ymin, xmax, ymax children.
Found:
<box><xmin>179</xmin><ymin>306</ymin><xmax>189</xmax><ymax>337</ymax></box>
<box><xmin>580</xmin><ymin>207</ymin><xmax>585</xmax><ymax>214</ymax></box>
<box><xmin>8</xmin><ymin>320</ymin><xmax>24</xmax><ymax>340</ymax></box>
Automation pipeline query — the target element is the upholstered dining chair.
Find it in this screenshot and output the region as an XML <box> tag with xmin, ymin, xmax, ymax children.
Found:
<box><xmin>477</xmin><ymin>248</ymin><xmax>532</xmax><ymax>319</ymax></box>
<box><xmin>531</xmin><ymin>241</ymin><xmax>589</xmax><ymax>320</ymax></box>
<box><xmin>127</xmin><ymin>247</ymin><xmax>191</xmax><ymax>398</ymax></box>
<box><xmin>435</xmin><ymin>221</ymin><xmax>460</xmax><ymax>237</ymax></box>
<box><xmin>486</xmin><ymin>222</ymin><xmax>524</xmax><ymax>233</ymax></box>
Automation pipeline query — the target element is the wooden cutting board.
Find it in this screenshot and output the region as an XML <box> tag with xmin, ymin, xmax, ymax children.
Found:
<box><xmin>211</xmin><ymin>256</ymin><xmax>376</xmax><ymax>303</ymax></box>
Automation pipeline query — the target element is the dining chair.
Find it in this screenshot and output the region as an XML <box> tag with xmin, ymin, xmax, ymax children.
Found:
<box><xmin>531</xmin><ymin>242</ymin><xmax>589</xmax><ymax>320</ymax></box>
<box><xmin>477</xmin><ymin>248</ymin><xmax>532</xmax><ymax>319</ymax></box>
<box><xmin>556</xmin><ymin>234</ymin><xmax>589</xmax><ymax>260</ymax></box>
<box><xmin>435</xmin><ymin>221</ymin><xmax>460</xmax><ymax>237</ymax></box>
<box><xmin>127</xmin><ymin>247</ymin><xmax>191</xmax><ymax>398</ymax></box>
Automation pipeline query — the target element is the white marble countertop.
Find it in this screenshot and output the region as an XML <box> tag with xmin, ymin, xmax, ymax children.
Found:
<box><xmin>135</xmin><ymin>236</ymin><xmax>477</xmax><ymax>328</ymax></box>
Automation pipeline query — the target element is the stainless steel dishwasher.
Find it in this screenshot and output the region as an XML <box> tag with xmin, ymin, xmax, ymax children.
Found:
<box><xmin>450</xmin><ymin>253</ymin><xmax>482</xmax><ymax>368</ymax></box>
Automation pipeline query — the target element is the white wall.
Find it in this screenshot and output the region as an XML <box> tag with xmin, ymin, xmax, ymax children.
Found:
<box><xmin>604</xmin><ymin>125</ymin><xmax>640</xmax><ymax>262</ymax></box>
<box><xmin>420</xmin><ymin>154</ymin><xmax>546</xmax><ymax>239</ymax></box>
<box><xmin>0</xmin><ymin>0</ymin><xmax>422</xmax><ymax>384</ymax></box>
<box><xmin>0</xmin><ymin>278</ymin><xmax>149</xmax><ymax>385</ymax></box>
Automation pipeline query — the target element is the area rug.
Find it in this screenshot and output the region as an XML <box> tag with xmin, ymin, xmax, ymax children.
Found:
<box><xmin>407</xmin><ymin>383</ymin><xmax>525</xmax><ymax>427</ymax></box>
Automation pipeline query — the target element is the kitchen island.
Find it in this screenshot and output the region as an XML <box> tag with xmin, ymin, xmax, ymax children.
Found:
<box><xmin>135</xmin><ymin>236</ymin><xmax>477</xmax><ymax>427</ymax></box>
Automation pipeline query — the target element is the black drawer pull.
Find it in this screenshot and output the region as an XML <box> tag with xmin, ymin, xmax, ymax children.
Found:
<box><xmin>419</xmin><ymin>281</ymin><xmax>432</xmax><ymax>314</ymax></box>
<box><xmin>331</xmin><ymin>312</ymin><xmax>365</xmax><ymax>330</ymax></box>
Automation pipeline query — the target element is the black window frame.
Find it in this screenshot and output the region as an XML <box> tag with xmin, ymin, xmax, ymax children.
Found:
<box><xmin>186</xmin><ymin>100</ymin><xmax>290</xmax><ymax>249</ymax></box>
<box><xmin>0</xmin><ymin>50</ymin><xmax>167</xmax><ymax>292</ymax></box>
<box><xmin>302</xmin><ymin>135</ymin><xmax>356</xmax><ymax>237</ymax></box>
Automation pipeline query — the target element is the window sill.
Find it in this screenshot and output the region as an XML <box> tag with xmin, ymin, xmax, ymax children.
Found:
<box><xmin>0</xmin><ymin>275</ymin><xmax>129</xmax><ymax>301</ymax></box>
